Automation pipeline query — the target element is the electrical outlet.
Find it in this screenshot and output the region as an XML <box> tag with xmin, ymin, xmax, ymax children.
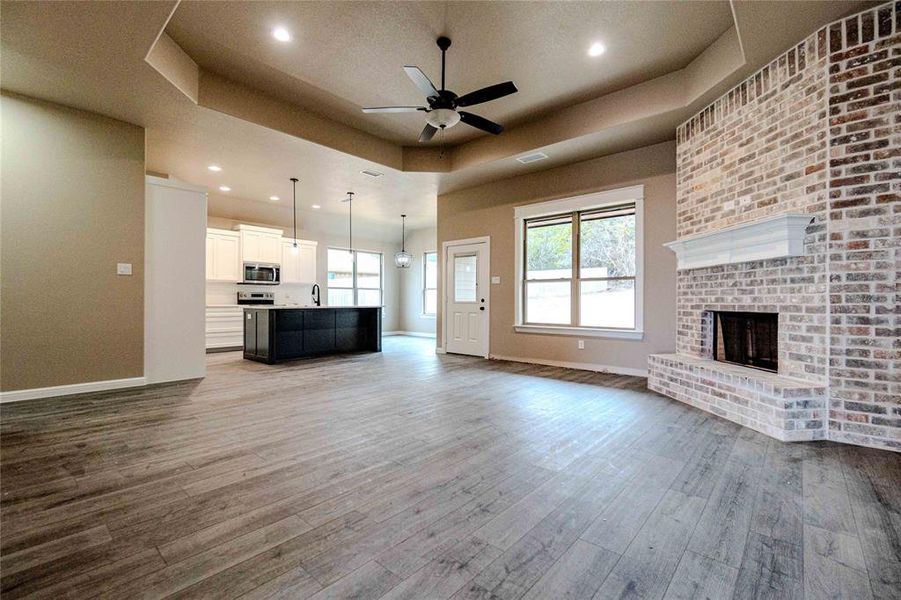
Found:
<box><xmin>577</xmin><ymin>340</ymin><xmax>585</xmax><ymax>350</ymax></box>
<box><xmin>116</xmin><ymin>263</ymin><xmax>132</xmax><ymax>276</ymax></box>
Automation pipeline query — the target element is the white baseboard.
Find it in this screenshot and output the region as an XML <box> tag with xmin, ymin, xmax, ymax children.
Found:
<box><xmin>0</xmin><ymin>377</ymin><xmax>147</xmax><ymax>403</ymax></box>
<box><xmin>436</xmin><ymin>347</ymin><xmax>446</xmax><ymax>354</ymax></box>
<box><xmin>488</xmin><ymin>354</ymin><xmax>648</xmax><ymax>377</ymax></box>
<box><xmin>383</xmin><ymin>331</ymin><xmax>437</xmax><ymax>338</ymax></box>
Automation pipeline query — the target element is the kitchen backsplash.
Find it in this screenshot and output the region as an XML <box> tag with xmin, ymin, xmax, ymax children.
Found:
<box><xmin>206</xmin><ymin>281</ymin><xmax>315</xmax><ymax>306</ymax></box>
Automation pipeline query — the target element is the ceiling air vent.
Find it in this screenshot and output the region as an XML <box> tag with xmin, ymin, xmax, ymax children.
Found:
<box><xmin>361</xmin><ymin>169</ymin><xmax>383</xmax><ymax>178</ymax></box>
<box><xmin>515</xmin><ymin>152</ymin><xmax>548</xmax><ymax>164</ymax></box>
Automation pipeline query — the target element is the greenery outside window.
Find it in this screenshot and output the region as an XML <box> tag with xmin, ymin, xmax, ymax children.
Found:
<box><xmin>514</xmin><ymin>186</ymin><xmax>643</xmax><ymax>339</ymax></box>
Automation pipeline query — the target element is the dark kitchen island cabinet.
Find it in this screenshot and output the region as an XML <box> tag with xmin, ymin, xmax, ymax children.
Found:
<box><xmin>243</xmin><ymin>306</ymin><xmax>382</xmax><ymax>364</ymax></box>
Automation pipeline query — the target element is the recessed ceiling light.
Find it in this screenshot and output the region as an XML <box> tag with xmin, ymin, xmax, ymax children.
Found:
<box><xmin>588</xmin><ymin>42</ymin><xmax>606</xmax><ymax>57</ymax></box>
<box><xmin>269</xmin><ymin>195</ymin><xmax>280</xmax><ymax>201</ymax></box>
<box><xmin>272</xmin><ymin>27</ymin><xmax>291</xmax><ymax>42</ymax></box>
<box><xmin>311</xmin><ymin>204</ymin><xmax>321</xmax><ymax>209</ymax></box>
<box><xmin>219</xmin><ymin>186</ymin><xmax>231</xmax><ymax>192</ymax></box>
<box><xmin>207</xmin><ymin>164</ymin><xmax>222</xmax><ymax>172</ymax></box>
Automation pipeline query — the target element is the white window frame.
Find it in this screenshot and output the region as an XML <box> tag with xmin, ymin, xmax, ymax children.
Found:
<box><xmin>327</xmin><ymin>247</ymin><xmax>383</xmax><ymax>306</ymax></box>
<box><xmin>513</xmin><ymin>185</ymin><xmax>644</xmax><ymax>340</ymax></box>
<box><xmin>422</xmin><ymin>251</ymin><xmax>437</xmax><ymax>317</ymax></box>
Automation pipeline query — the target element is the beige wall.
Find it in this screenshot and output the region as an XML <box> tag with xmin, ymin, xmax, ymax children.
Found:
<box><xmin>1</xmin><ymin>93</ymin><xmax>145</xmax><ymax>391</ymax></box>
<box><xmin>437</xmin><ymin>141</ymin><xmax>677</xmax><ymax>374</ymax></box>
<box><xmin>397</xmin><ymin>226</ymin><xmax>437</xmax><ymax>335</ymax></box>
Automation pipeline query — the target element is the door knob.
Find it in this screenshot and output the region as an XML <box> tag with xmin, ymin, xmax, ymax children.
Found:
<box><xmin>479</xmin><ymin>306</ymin><xmax>485</xmax><ymax>311</ymax></box>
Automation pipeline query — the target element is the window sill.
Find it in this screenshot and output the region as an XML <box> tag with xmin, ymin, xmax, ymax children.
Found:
<box><xmin>514</xmin><ymin>324</ymin><xmax>644</xmax><ymax>340</ymax></box>
<box><xmin>420</xmin><ymin>314</ymin><xmax>437</xmax><ymax>319</ymax></box>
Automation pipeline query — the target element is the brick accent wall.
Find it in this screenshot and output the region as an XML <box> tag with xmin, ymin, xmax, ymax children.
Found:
<box><xmin>675</xmin><ymin>11</ymin><xmax>831</xmax><ymax>385</ymax></box>
<box><xmin>676</xmin><ymin>31</ymin><xmax>829</xmax><ymax>239</ymax></box>
<box><xmin>658</xmin><ymin>2</ymin><xmax>900</xmax><ymax>452</ymax></box>
<box><xmin>825</xmin><ymin>4</ymin><xmax>900</xmax><ymax>448</ymax></box>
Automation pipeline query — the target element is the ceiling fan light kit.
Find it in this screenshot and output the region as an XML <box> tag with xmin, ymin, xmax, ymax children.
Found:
<box><xmin>362</xmin><ymin>36</ymin><xmax>518</xmax><ymax>143</ymax></box>
<box><xmin>425</xmin><ymin>108</ymin><xmax>460</xmax><ymax>130</ymax></box>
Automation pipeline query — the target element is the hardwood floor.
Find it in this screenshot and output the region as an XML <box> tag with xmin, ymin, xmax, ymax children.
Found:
<box><xmin>1</xmin><ymin>336</ymin><xmax>898</xmax><ymax>599</ymax></box>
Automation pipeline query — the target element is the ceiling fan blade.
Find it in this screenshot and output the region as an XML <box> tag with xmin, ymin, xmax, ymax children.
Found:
<box><xmin>459</xmin><ymin>111</ymin><xmax>503</xmax><ymax>135</ymax></box>
<box><xmin>456</xmin><ymin>81</ymin><xmax>518</xmax><ymax>107</ymax></box>
<box><xmin>361</xmin><ymin>106</ymin><xmax>426</xmax><ymax>113</ymax></box>
<box><xmin>419</xmin><ymin>123</ymin><xmax>438</xmax><ymax>142</ymax></box>
<box><xmin>404</xmin><ymin>66</ymin><xmax>439</xmax><ymax>98</ymax></box>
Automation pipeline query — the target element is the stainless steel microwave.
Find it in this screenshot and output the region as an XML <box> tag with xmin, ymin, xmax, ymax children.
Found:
<box><xmin>242</xmin><ymin>262</ymin><xmax>280</xmax><ymax>285</ymax></box>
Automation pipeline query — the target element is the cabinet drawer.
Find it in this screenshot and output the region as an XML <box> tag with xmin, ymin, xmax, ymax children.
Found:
<box><xmin>206</xmin><ymin>307</ymin><xmax>244</xmax><ymax>349</ymax></box>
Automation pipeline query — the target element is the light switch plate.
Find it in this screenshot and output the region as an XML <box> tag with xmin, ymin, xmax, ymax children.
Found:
<box><xmin>117</xmin><ymin>263</ymin><xmax>133</xmax><ymax>276</ymax></box>
<box><xmin>491</xmin><ymin>276</ymin><xmax>501</xmax><ymax>284</ymax></box>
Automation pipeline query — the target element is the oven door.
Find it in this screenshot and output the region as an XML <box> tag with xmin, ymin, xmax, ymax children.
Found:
<box><xmin>243</xmin><ymin>263</ymin><xmax>280</xmax><ymax>285</ymax></box>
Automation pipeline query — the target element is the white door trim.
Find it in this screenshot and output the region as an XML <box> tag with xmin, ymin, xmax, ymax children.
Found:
<box><xmin>441</xmin><ymin>236</ymin><xmax>490</xmax><ymax>357</ymax></box>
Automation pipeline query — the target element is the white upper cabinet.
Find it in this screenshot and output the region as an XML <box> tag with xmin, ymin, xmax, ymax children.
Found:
<box><xmin>206</xmin><ymin>224</ymin><xmax>315</xmax><ymax>283</ymax></box>
<box><xmin>206</xmin><ymin>228</ymin><xmax>241</xmax><ymax>282</ymax></box>
<box><xmin>281</xmin><ymin>238</ymin><xmax>318</xmax><ymax>284</ymax></box>
<box><xmin>237</xmin><ymin>225</ymin><xmax>283</xmax><ymax>265</ymax></box>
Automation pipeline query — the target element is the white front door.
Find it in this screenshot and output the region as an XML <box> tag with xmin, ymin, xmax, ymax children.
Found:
<box><xmin>445</xmin><ymin>241</ymin><xmax>489</xmax><ymax>357</ymax></box>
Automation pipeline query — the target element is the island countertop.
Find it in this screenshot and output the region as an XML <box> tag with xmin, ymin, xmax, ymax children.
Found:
<box><xmin>244</xmin><ymin>305</ymin><xmax>384</xmax><ymax>310</ymax></box>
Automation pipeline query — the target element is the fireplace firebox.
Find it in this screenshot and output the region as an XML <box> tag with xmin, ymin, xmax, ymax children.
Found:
<box><xmin>713</xmin><ymin>311</ymin><xmax>778</xmax><ymax>373</ymax></box>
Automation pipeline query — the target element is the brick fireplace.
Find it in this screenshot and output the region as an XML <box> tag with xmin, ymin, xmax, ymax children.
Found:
<box><xmin>649</xmin><ymin>2</ymin><xmax>899</xmax><ymax>451</ymax></box>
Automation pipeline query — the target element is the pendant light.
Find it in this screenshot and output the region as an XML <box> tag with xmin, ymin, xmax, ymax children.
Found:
<box><xmin>394</xmin><ymin>214</ymin><xmax>412</xmax><ymax>268</ymax></box>
<box><xmin>290</xmin><ymin>177</ymin><xmax>299</xmax><ymax>254</ymax></box>
<box><xmin>341</xmin><ymin>192</ymin><xmax>354</xmax><ymax>256</ymax></box>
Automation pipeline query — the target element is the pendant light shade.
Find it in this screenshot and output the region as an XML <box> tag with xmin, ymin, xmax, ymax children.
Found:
<box><xmin>394</xmin><ymin>214</ymin><xmax>412</xmax><ymax>269</ymax></box>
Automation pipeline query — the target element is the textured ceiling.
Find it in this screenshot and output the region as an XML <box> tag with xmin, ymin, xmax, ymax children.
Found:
<box><xmin>166</xmin><ymin>0</ymin><xmax>735</xmax><ymax>145</ymax></box>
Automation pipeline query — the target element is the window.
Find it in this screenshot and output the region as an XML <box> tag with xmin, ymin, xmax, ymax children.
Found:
<box><xmin>423</xmin><ymin>252</ymin><xmax>437</xmax><ymax>315</ymax></box>
<box><xmin>327</xmin><ymin>248</ymin><xmax>382</xmax><ymax>306</ymax></box>
<box><xmin>514</xmin><ymin>186</ymin><xmax>643</xmax><ymax>338</ymax></box>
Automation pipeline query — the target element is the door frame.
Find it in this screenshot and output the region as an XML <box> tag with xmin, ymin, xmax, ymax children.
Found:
<box><xmin>440</xmin><ymin>236</ymin><xmax>490</xmax><ymax>357</ymax></box>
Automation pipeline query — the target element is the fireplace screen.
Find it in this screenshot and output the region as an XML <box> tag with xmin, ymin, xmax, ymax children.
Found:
<box><xmin>713</xmin><ymin>311</ymin><xmax>778</xmax><ymax>373</ymax></box>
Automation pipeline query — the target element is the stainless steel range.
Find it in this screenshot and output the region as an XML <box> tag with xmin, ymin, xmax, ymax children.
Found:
<box><xmin>237</xmin><ymin>291</ymin><xmax>274</xmax><ymax>305</ymax></box>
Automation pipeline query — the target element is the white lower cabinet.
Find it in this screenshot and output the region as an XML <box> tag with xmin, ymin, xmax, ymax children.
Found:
<box><xmin>205</xmin><ymin>306</ymin><xmax>244</xmax><ymax>350</ymax></box>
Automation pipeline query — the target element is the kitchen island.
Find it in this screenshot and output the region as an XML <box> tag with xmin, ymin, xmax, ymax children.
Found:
<box><xmin>243</xmin><ymin>306</ymin><xmax>382</xmax><ymax>364</ymax></box>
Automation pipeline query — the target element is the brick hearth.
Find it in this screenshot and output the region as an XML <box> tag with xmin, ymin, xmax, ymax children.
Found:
<box><xmin>648</xmin><ymin>354</ymin><xmax>827</xmax><ymax>442</ymax></box>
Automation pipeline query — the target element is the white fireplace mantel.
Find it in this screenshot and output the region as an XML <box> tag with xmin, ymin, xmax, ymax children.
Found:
<box><xmin>664</xmin><ymin>214</ymin><xmax>813</xmax><ymax>270</ymax></box>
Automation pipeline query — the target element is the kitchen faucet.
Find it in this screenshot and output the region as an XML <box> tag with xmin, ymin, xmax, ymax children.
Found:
<box><xmin>311</xmin><ymin>284</ymin><xmax>321</xmax><ymax>307</ymax></box>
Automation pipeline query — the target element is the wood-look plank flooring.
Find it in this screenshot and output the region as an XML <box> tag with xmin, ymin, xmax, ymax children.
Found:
<box><xmin>1</xmin><ymin>336</ymin><xmax>899</xmax><ymax>599</ymax></box>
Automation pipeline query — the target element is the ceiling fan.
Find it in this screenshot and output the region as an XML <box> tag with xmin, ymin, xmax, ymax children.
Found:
<box><xmin>362</xmin><ymin>36</ymin><xmax>518</xmax><ymax>142</ymax></box>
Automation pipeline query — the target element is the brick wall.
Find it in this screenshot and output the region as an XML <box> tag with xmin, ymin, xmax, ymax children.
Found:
<box><xmin>676</xmin><ymin>31</ymin><xmax>829</xmax><ymax>239</ymax></box>
<box><xmin>669</xmin><ymin>2</ymin><xmax>899</xmax><ymax>451</ymax></box>
<box><xmin>825</xmin><ymin>4</ymin><xmax>900</xmax><ymax>448</ymax></box>
<box><xmin>675</xmin><ymin>14</ymin><xmax>830</xmax><ymax>384</ymax></box>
